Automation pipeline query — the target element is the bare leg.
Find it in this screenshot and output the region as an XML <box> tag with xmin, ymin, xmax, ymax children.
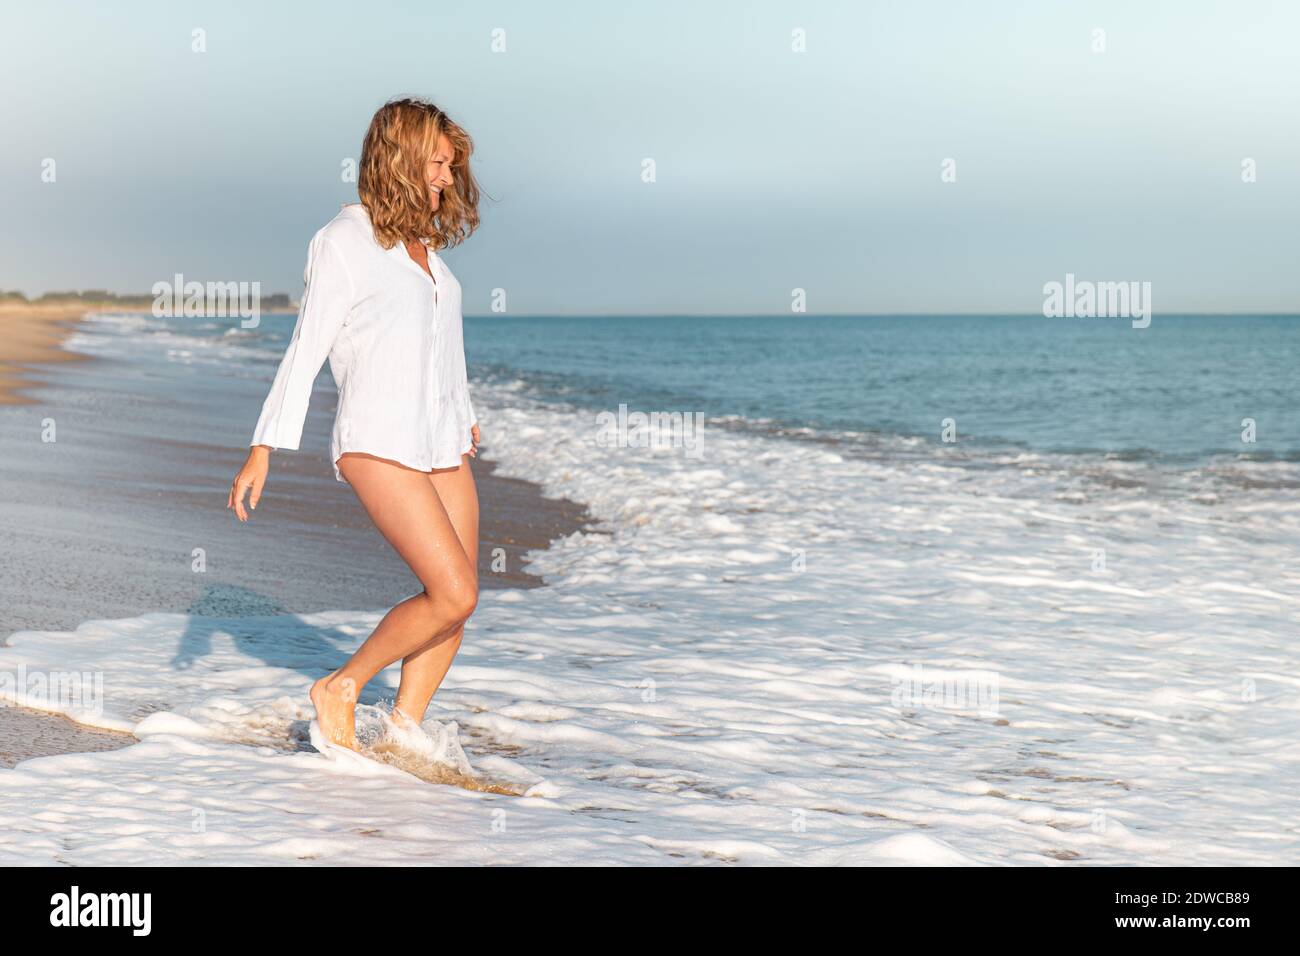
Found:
<box><xmin>310</xmin><ymin>453</ymin><xmax>478</xmax><ymax>748</ymax></box>
<box><xmin>394</xmin><ymin>454</ymin><xmax>479</xmax><ymax>725</ymax></box>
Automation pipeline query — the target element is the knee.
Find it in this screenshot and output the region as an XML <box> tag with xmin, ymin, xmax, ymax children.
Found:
<box><xmin>448</xmin><ymin>579</ymin><xmax>479</xmax><ymax>624</ymax></box>
<box><xmin>419</xmin><ymin>578</ymin><xmax>477</xmax><ymax>629</ymax></box>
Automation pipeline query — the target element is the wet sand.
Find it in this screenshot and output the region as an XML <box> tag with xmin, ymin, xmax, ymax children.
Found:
<box><xmin>0</xmin><ymin>705</ymin><xmax>131</xmax><ymax>768</ymax></box>
<box><xmin>0</xmin><ymin>314</ymin><xmax>592</xmax><ymax>767</ymax></box>
<box><xmin>0</xmin><ymin>304</ymin><xmax>95</xmax><ymax>404</ymax></box>
<box><xmin>0</xmin><ymin>301</ymin><xmax>299</xmax><ymax>405</ymax></box>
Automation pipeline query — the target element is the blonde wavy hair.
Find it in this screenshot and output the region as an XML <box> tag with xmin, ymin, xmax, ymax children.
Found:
<box><xmin>358</xmin><ymin>97</ymin><xmax>481</xmax><ymax>251</ymax></box>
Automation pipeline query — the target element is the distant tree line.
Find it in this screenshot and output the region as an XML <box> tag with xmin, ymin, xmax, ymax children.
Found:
<box><xmin>1</xmin><ymin>290</ymin><xmax>293</xmax><ymax>307</ymax></box>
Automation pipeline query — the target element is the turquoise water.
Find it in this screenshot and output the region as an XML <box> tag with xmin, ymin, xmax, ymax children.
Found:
<box><xmin>463</xmin><ymin>314</ymin><xmax>1300</xmax><ymax>463</ymax></box>
<box><xmin>142</xmin><ymin>310</ymin><xmax>1298</xmax><ymax>465</ymax></box>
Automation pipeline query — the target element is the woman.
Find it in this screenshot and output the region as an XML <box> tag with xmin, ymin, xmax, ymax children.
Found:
<box><xmin>228</xmin><ymin>98</ymin><xmax>483</xmax><ymax>750</ymax></box>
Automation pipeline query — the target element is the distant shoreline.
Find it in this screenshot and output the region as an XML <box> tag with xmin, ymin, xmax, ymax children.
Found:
<box><xmin>0</xmin><ymin>299</ymin><xmax>298</xmax><ymax>404</ymax></box>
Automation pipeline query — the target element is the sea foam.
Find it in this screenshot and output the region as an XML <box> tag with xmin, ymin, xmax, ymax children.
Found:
<box><xmin>3</xmin><ymin>378</ymin><xmax>1299</xmax><ymax>865</ymax></box>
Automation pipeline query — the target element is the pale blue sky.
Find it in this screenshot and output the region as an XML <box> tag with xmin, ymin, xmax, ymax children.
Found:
<box><xmin>2</xmin><ymin>0</ymin><xmax>1298</xmax><ymax>314</ymax></box>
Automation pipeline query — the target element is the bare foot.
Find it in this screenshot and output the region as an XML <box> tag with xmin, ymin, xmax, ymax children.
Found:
<box><xmin>390</xmin><ymin>706</ymin><xmax>422</xmax><ymax>730</ymax></box>
<box><xmin>310</xmin><ymin>671</ymin><xmax>358</xmax><ymax>750</ymax></box>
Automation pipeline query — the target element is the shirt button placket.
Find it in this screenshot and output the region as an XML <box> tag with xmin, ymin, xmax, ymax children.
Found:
<box><xmin>427</xmin><ymin>263</ymin><xmax>441</xmax><ymax>451</ymax></box>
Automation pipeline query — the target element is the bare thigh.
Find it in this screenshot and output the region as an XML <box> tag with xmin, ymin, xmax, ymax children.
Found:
<box><xmin>336</xmin><ymin>453</ymin><xmax>475</xmax><ymax>601</ymax></box>
<box><xmin>428</xmin><ymin>454</ymin><xmax>479</xmax><ymax>587</ymax></box>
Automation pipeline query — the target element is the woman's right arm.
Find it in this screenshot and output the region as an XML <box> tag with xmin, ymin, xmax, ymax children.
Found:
<box><xmin>228</xmin><ymin>444</ymin><xmax>271</xmax><ymax>521</ymax></box>
<box><xmin>229</xmin><ymin>231</ymin><xmax>354</xmax><ymax>521</ymax></box>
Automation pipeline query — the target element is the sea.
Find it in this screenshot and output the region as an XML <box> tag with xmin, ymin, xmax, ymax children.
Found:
<box><xmin>2</xmin><ymin>309</ymin><xmax>1297</xmax><ymax>865</ymax></box>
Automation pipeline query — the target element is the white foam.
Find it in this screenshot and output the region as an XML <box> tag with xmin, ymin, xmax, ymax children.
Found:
<box><xmin>63</xmin><ymin>312</ymin><xmax>289</xmax><ymax>369</ymax></box>
<box><xmin>2</xmin><ymin>382</ymin><xmax>1299</xmax><ymax>864</ymax></box>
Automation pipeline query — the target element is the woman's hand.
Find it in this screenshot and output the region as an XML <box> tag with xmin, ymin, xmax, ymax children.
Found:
<box><xmin>228</xmin><ymin>445</ymin><xmax>271</xmax><ymax>521</ymax></box>
<box><xmin>469</xmin><ymin>422</ymin><xmax>481</xmax><ymax>458</ymax></box>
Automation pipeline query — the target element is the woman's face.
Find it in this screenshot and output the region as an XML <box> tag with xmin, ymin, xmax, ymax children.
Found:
<box><xmin>425</xmin><ymin>132</ymin><xmax>454</xmax><ymax>211</ymax></box>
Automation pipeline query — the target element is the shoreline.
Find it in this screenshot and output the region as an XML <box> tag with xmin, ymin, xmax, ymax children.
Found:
<box><xmin>0</xmin><ymin>304</ymin><xmax>96</xmax><ymax>405</ymax></box>
<box><xmin>3</xmin><ymin>313</ymin><xmax>1298</xmax><ymax>862</ymax></box>
<box><xmin>0</xmin><ymin>310</ymin><xmax>594</xmax><ymax>768</ymax></box>
<box><xmin>0</xmin><ymin>302</ymin><xmax>300</xmax><ymax>404</ymax></box>
<box><xmin>1</xmin><ymin>455</ymin><xmax>593</xmax><ymax>768</ymax></box>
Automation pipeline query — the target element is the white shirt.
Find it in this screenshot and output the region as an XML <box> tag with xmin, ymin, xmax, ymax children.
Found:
<box><xmin>250</xmin><ymin>203</ymin><xmax>476</xmax><ymax>482</ymax></box>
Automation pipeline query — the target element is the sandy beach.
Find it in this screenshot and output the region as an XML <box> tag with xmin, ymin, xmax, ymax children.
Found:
<box><xmin>0</xmin><ymin>303</ymin><xmax>96</xmax><ymax>404</ymax></box>
<box><xmin>0</xmin><ymin>299</ymin><xmax>304</xmax><ymax>403</ymax></box>
<box><xmin>0</xmin><ymin>309</ymin><xmax>592</xmax><ymax>767</ymax></box>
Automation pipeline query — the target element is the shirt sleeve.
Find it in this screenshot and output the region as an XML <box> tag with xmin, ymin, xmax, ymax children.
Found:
<box><xmin>250</xmin><ymin>233</ymin><xmax>354</xmax><ymax>450</ymax></box>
